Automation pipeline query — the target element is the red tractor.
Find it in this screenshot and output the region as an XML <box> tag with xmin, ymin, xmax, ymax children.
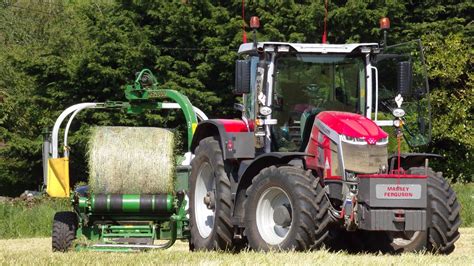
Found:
<box><xmin>188</xmin><ymin>17</ymin><xmax>460</xmax><ymax>253</ymax></box>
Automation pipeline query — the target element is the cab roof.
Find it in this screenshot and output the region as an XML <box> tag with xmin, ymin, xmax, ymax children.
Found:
<box><xmin>238</xmin><ymin>42</ymin><xmax>379</xmax><ymax>54</ymax></box>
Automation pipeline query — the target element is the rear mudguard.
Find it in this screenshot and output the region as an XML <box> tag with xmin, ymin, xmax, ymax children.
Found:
<box><xmin>191</xmin><ymin>119</ymin><xmax>255</xmax><ymax>160</ymax></box>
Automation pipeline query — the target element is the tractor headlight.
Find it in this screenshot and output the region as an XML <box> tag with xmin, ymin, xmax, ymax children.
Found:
<box><xmin>259</xmin><ymin>106</ymin><xmax>272</xmax><ymax>116</ymax></box>
<box><xmin>376</xmin><ymin>137</ymin><xmax>389</xmax><ymax>145</ymax></box>
<box><xmin>341</xmin><ymin>135</ymin><xmax>366</xmax><ymax>145</ymax></box>
<box><xmin>393</xmin><ymin>119</ymin><xmax>402</xmax><ymax>128</ymax></box>
<box><xmin>392</xmin><ymin>108</ymin><xmax>405</xmax><ymax>118</ymax></box>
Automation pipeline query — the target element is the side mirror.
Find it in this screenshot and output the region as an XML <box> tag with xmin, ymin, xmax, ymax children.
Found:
<box><xmin>397</xmin><ymin>61</ymin><xmax>412</xmax><ymax>97</ymax></box>
<box><xmin>234</xmin><ymin>103</ymin><xmax>245</xmax><ymax>112</ymax></box>
<box><xmin>234</xmin><ymin>60</ymin><xmax>251</xmax><ymax>95</ymax></box>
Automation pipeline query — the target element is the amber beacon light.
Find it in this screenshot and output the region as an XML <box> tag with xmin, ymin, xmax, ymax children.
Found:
<box><xmin>379</xmin><ymin>17</ymin><xmax>390</xmax><ymax>30</ymax></box>
<box><xmin>250</xmin><ymin>16</ymin><xmax>260</xmax><ymax>29</ymax></box>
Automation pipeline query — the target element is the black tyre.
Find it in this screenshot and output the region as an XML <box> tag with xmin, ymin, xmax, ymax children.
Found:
<box><xmin>244</xmin><ymin>166</ymin><xmax>330</xmax><ymax>251</ymax></box>
<box><xmin>423</xmin><ymin>167</ymin><xmax>461</xmax><ymax>253</ymax></box>
<box><xmin>189</xmin><ymin>137</ymin><xmax>233</xmax><ymax>251</ymax></box>
<box><xmin>368</xmin><ymin>167</ymin><xmax>461</xmax><ymax>254</ymax></box>
<box><xmin>52</xmin><ymin>211</ymin><xmax>77</xmax><ymax>252</ymax></box>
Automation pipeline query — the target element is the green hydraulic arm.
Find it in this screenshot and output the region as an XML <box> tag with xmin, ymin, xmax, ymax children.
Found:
<box><xmin>121</xmin><ymin>69</ymin><xmax>198</xmax><ymax>150</ymax></box>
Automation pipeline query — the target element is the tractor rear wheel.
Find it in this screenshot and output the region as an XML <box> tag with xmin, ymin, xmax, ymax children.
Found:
<box><xmin>189</xmin><ymin>137</ymin><xmax>233</xmax><ymax>251</ymax></box>
<box><xmin>52</xmin><ymin>211</ymin><xmax>77</xmax><ymax>252</ymax></box>
<box><xmin>371</xmin><ymin>167</ymin><xmax>461</xmax><ymax>254</ymax></box>
<box><xmin>244</xmin><ymin>166</ymin><xmax>330</xmax><ymax>251</ymax></box>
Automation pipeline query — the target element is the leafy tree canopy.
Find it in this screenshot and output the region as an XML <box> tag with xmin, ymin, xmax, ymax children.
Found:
<box><xmin>0</xmin><ymin>0</ymin><xmax>472</xmax><ymax>195</ymax></box>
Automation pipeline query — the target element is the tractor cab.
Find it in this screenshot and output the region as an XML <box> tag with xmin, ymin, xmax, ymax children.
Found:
<box><xmin>235</xmin><ymin>40</ymin><xmax>431</xmax><ymax>153</ymax></box>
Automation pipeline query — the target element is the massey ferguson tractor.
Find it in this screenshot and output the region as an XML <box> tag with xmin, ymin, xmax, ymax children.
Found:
<box><xmin>188</xmin><ymin>17</ymin><xmax>461</xmax><ymax>253</ymax></box>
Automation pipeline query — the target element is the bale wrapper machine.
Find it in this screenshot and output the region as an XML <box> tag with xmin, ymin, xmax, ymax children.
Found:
<box><xmin>44</xmin><ymin>69</ymin><xmax>207</xmax><ymax>251</ymax></box>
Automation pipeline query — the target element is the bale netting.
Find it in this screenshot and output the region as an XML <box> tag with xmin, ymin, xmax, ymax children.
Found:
<box><xmin>87</xmin><ymin>126</ymin><xmax>175</xmax><ymax>194</ymax></box>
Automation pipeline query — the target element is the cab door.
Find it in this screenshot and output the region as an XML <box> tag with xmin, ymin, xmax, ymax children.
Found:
<box><xmin>373</xmin><ymin>40</ymin><xmax>432</xmax><ymax>147</ymax></box>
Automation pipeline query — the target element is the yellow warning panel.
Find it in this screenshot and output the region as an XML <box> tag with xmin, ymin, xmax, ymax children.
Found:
<box><xmin>46</xmin><ymin>157</ymin><xmax>70</xmax><ymax>197</ymax></box>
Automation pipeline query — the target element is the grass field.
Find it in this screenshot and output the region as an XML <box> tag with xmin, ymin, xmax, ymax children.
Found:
<box><xmin>0</xmin><ymin>183</ymin><xmax>472</xmax><ymax>239</ymax></box>
<box><xmin>452</xmin><ymin>183</ymin><xmax>474</xmax><ymax>227</ymax></box>
<box><xmin>0</xmin><ymin>228</ymin><xmax>472</xmax><ymax>265</ymax></box>
<box><xmin>0</xmin><ymin>184</ymin><xmax>472</xmax><ymax>265</ymax></box>
<box><xmin>0</xmin><ymin>197</ymin><xmax>69</xmax><ymax>238</ymax></box>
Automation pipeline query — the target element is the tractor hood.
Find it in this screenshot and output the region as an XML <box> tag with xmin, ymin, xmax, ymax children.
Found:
<box><xmin>316</xmin><ymin>111</ymin><xmax>388</xmax><ymax>145</ymax></box>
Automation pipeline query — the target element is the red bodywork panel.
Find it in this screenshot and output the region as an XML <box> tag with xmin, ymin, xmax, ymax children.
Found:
<box><xmin>317</xmin><ymin>111</ymin><xmax>388</xmax><ymax>144</ymax></box>
<box><xmin>216</xmin><ymin>119</ymin><xmax>249</xmax><ymax>132</ymax></box>
<box><xmin>305</xmin><ymin>111</ymin><xmax>388</xmax><ymax>180</ymax></box>
<box><xmin>358</xmin><ymin>174</ymin><xmax>427</xmax><ymax>179</ymax></box>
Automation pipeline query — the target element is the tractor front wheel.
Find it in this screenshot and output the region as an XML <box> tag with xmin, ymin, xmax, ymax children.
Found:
<box><xmin>52</xmin><ymin>211</ymin><xmax>77</xmax><ymax>252</ymax></box>
<box><xmin>244</xmin><ymin>166</ymin><xmax>330</xmax><ymax>251</ymax></box>
<box><xmin>189</xmin><ymin>137</ymin><xmax>233</xmax><ymax>251</ymax></box>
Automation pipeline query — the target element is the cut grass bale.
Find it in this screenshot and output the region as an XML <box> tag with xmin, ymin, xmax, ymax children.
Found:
<box><xmin>87</xmin><ymin>127</ymin><xmax>175</xmax><ymax>194</ymax></box>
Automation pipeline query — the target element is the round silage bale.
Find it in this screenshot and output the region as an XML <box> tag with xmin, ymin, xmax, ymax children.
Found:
<box><xmin>87</xmin><ymin>126</ymin><xmax>175</xmax><ymax>194</ymax></box>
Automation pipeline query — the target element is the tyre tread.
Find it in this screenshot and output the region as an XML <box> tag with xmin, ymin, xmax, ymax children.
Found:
<box><xmin>410</xmin><ymin>167</ymin><xmax>461</xmax><ymax>254</ymax></box>
<box><xmin>244</xmin><ymin>166</ymin><xmax>330</xmax><ymax>251</ymax></box>
<box><xmin>189</xmin><ymin>137</ymin><xmax>234</xmax><ymax>251</ymax></box>
<box><xmin>52</xmin><ymin>211</ymin><xmax>77</xmax><ymax>252</ymax></box>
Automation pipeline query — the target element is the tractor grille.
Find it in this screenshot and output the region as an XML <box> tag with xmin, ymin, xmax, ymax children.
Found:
<box><xmin>342</xmin><ymin>142</ymin><xmax>388</xmax><ymax>174</ymax></box>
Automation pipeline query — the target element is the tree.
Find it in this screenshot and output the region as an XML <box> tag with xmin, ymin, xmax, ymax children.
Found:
<box><xmin>0</xmin><ymin>0</ymin><xmax>472</xmax><ymax>195</ymax></box>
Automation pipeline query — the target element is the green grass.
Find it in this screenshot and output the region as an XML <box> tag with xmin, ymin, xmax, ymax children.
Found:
<box><xmin>453</xmin><ymin>183</ymin><xmax>474</xmax><ymax>227</ymax></box>
<box><xmin>0</xmin><ymin>197</ymin><xmax>69</xmax><ymax>239</ymax></box>
<box><xmin>0</xmin><ymin>228</ymin><xmax>473</xmax><ymax>265</ymax></box>
<box><xmin>0</xmin><ymin>183</ymin><xmax>472</xmax><ymax>239</ymax></box>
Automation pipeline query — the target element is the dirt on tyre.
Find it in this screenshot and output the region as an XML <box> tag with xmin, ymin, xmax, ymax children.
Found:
<box><xmin>368</xmin><ymin>167</ymin><xmax>461</xmax><ymax>254</ymax></box>
<box><xmin>52</xmin><ymin>211</ymin><xmax>77</xmax><ymax>252</ymax></box>
<box><xmin>244</xmin><ymin>166</ymin><xmax>330</xmax><ymax>251</ymax></box>
<box><xmin>189</xmin><ymin>137</ymin><xmax>233</xmax><ymax>251</ymax></box>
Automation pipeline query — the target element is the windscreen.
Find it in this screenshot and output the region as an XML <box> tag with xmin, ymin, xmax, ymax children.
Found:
<box><xmin>272</xmin><ymin>54</ymin><xmax>366</xmax><ymax>151</ymax></box>
<box><xmin>374</xmin><ymin>40</ymin><xmax>431</xmax><ymax>147</ymax></box>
